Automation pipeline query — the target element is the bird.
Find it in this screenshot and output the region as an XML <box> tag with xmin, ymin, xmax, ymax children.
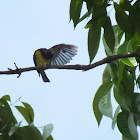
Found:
<box><xmin>33</xmin><ymin>43</ymin><xmax>78</xmax><ymax>82</ymax></box>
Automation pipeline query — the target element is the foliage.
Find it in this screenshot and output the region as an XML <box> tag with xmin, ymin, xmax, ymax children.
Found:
<box><xmin>0</xmin><ymin>95</ymin><xmax>54</xmax><ymax>140</ymax></box>
<box><xmin>70</xmin><ymin>0</ymin><xmax>140</xmax><ymax>139</ymax></box>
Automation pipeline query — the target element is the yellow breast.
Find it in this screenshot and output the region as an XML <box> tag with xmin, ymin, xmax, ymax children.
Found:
<box><xmin>35</xmin><ymin>50</ymin><xmax>50</xmax><ymax>66</ymax></box>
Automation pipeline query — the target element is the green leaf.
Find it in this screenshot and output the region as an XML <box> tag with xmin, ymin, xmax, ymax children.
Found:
<box><xmin>79</xmin><ymin>10</ymin><xmax>92</xmax><ymax>23</ymax></box>
<box><xmin>84</xmin><ymin>0</ymin><xmax>93</xmax><ymax>12</ymax></box>
<box><xmin>121</xmin><ymin>67</ymin><xmax>135</xmax><ymax>96</ymax></box>
<box><xmin>102</xmin><ymin>65</ymin><xmax>111</xmax><ymax>83</ymax></box>
<box><xmin>1</xmin><ymin>95</ymin><xmax>11</xmax><ymax>101</ymax></box>
<box><xmin>113</xmin><ymin>87</ymin><xmax>130</xmax><ymax>111</ymax></box>
<box><xmin>103</xmin><ymin>16</ymin><xmax>115</xmax><ymax>52</ymax></box>
<box><xmin>118</xmin><ymin>61</ymin><xmax>125</xmax><ymax>86</ymax></box>
<box><xmin>112</xmin><ymin>106</ymin><xmax>120</xmax><ymax>130</ymax></box>
<box><xmin>129</xmin><ymin>5</ymin><xmax>140</xmax><ymax>44</ymax></box>
<box><xmin>15</xmin><ymin>106</ymin><xmax>31</xmax><ymax>124</ymax></box>
<box><xmin>119</xmin><ymin>0</ymin><xmax>132</xmax><ymax>11</ymax></box>
<box><xmin>15</xmin><ymin>102</ymin><xmax>34</xmax><ymax>124</ymax></box>
<box><xmin>132</xmin><ymin>93</ymin><xmax>140</xmax><ymax>114</ymax></box>
<box><xmin>117</xmin><ymin>111</ymin><xmax>134</xmax><ymax>140</ymax></box>
<box><xmin>99</xmin><ymin>90</ymin><xmax>113</xmax><ymax>119</ymax></box>
<box><xmin>125</xmin><ymin>57</ymin><xmax>137</xmax><ymax>67</ymax></box>
<box><xmin>117</xmin><ymin>41</ymin><xmax>137</xmax><ymax>67</ymax></box>
<box><xmin>0</xmin><ymin>106</ymin><xmax>11</xmax><ymax>132</ymax></box>
<box><xmin>11</xmin><ymin>126</ymin><xmax>42</xmax><ymax>140</ymax></box>
<box><xmin>107</xmin><ymin>63</ymin><xmax>118</xmax><ymax>84</ymax></box>
<box><xmin>117</xmin><ymin>66</ymin><xmax>134</xmax><ymax>107</ymax></box>
<box><xmin>46</xmin><ymin>135</ymin><xmax>54</xmax><ymax>140</ymax></box>
<box><xmin>84</xmin><ymin>19</ymin><xmax>92</xmax><ymax>29</ymax></box>
<box><xmin>0</xmin><ymin>135</ymin><xmax>3</xmax><ymax>140</ymax></box>
<box><xmin>0</xmin><ymin>99</ymin><xmax>17</xmax><ymax>133</ymax></box>
<box><xmin>122</xmin><ymin>135</ymin><xmax>133</xmax><ymax>140</ymax></box>
<box><xmin>8</xmin><ymin>121</ymin><xmax>22</xmax><ymax>136</ymax></box>
<box><xmin>103</xmin><ymin>24</ymin><xmax>122</xmax><ymax>56</ymax></box>
<box><xmin>88</xmin><ymin>18</ymin><xmax>101</xmax><ymax>63</ymax></box>
<box><xmin>70</xmin><ymin>0</ymin><xmax>83</xmax><ymax>27</ymax></box>
<box><xmin>114</xmin><ymin>2</ymin><xmax>133</xmax><ymax>35</ymax></box>
<box><xmin>135</xmin><ymin>114</ymin><xmax>140</xmax><ymax>127</ymax></box>
<box><xmin>93</xmin><ymin>81</ymin><xmax>113</xmax><ymax>125</ymax></box>
<box><xmin>113</xmin><ymin>25</ymin><xmax>124</xmax><ymax>51</ymax></box>
<box><xmin>136</xmin><ymin>75</ymin><xmax>140</xmax><ymax>88</ymax></box>
<box><xmin>70</xmin><ymin>0</ymin><xmax>77</xmax><ymax>21</ymax></box>
<box><xmin>22</xmin><ymin>102</ymin><xmax>34</xmax><ymax>123</ymax></box>
<box><xmin>128</xmin><ymin>113</ymin><xmax>138</xmax><ymax>140</ymax></box>
<box><xmin>130</xmin><ymin>37</ymin><xmax>139</xmax><ymax>51</ymax></box>
<box><xmin>117</xmin><ymin>40</ymin><xmax>128</xmax><ymax>53</ymax></box>
<box><xmin>102</xmin><ymin>35</ymin><xmax>113</xmax><ymax>56</ymax></box>
<box><xmin>92</xmin><ymin>4</ymin><xmax>107</xmax><ymax>19</ymax></box>
<box><xmin>42</xmin><ymin>124</ymin><xmax>54</xmax><ymax>139</ymax></box>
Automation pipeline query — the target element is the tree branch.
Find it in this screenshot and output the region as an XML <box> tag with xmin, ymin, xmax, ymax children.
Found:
<box><xmin>0</xmin><ymin>51</ymin><xmax>140</xmax><ymax>77</ymax></box>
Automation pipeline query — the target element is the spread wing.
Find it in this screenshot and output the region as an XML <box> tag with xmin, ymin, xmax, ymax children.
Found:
<box><xmin>48</xmin><ymin>44</ymin><xmax>77</xmax><ymax>65</ymax></box>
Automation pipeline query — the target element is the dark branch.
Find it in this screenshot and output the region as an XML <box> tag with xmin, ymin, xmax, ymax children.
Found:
<box><xmin>0</xmin><ymin>51</ymin><xmax>140</xmax><ymax>76</ymax></box>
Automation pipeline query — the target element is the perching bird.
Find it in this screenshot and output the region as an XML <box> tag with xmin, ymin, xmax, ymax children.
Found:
<box><xmin>33</xmin><ymin>44</ymin><xmax>78</xmax><ymax>82</ymax></box>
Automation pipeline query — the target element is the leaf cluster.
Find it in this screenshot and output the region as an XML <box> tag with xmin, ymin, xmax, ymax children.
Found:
<box><xmin>0</xmin><ymin>95</ymin><xmax>53</xmax><ymax>140</ymax></box>
<box><xmin>70</xmin><ymin>0</ymin><xmax>140</xmax><ymax>139</ymax></box>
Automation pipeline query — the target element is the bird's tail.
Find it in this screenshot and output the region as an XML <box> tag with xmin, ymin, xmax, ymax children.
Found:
<box><xmin>40</xmin><ymin>70</ymin><xmax>50</xmax><ymax>82</ymax></box>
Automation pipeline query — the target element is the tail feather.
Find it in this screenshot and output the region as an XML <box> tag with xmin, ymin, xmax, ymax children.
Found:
<box><xmin>40</xmin><ymin>70</ymin><xmax>50</xmax><ymax>82</ymax></box>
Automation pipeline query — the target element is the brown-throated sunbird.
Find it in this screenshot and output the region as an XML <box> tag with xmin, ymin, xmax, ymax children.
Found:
<box><xmin>33</xmin><ymin>44</ymin><xmax>77</xmax><ymax>82</ymax></box>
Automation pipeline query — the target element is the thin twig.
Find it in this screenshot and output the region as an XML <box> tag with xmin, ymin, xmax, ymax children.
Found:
<box><xmin>0</xmin><ymin>52</ymin><xmax>140</xmax><ymax>76</ymax></box>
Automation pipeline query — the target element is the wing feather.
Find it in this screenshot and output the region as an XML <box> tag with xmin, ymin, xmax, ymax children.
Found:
<box><xmin>55</xmin><ymin>58</ymin><xmax>60</xmax><ymax>65</ymax></box>
<box><xmin>58</xmin><ymin>53</ymin><xmax>69</xmax><ymax>63</ymax></box>
<box><xmin>53</xmin><ymin>59</ymin><xmax>57</xmax><ymax>65</ymax></box>
<box><xmin>59</xmin><ymin>53</ymin><xmax>70</xmax><ymax>63</ymax></box>
<box><xmin>56</xmin><ymin>56</ymin><xmax>63</xmax><ymax>65</ymax></box>
<box><xmin>49</xmin><ymin>44</ymin><xmax>77</xmax><ymax>65</ymax></box>
<box><xmin>58</xmin><ymin>55</ymin><xmax>67</xmax><ymax>64</ymax></box>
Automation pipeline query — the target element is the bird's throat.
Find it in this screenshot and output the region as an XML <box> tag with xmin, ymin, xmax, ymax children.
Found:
<box><xmin>35</xmin><ymin>50</ymin><xmax>50</xmax><ymax>66</ymax></box>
